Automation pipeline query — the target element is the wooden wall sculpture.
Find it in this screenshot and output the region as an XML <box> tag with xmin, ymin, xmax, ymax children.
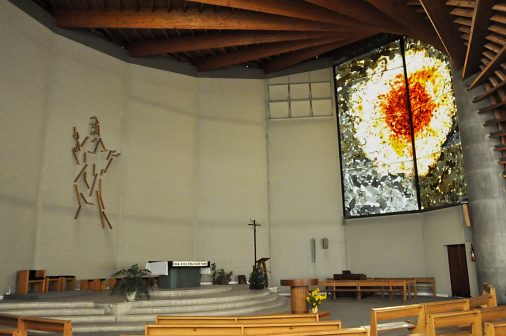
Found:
<box><xmin>72</xmin><ymin>116</ymin><xmax>120</xmax><ymax>229</ymax></box>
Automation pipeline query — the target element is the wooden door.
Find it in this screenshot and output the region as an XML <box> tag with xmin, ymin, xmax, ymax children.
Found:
<box><xmin>447</xmin><ymin>244</ymin><xmax>471</xmax><ymax>297</ymax></box>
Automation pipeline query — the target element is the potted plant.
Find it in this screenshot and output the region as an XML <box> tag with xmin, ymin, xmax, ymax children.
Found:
<box><xmin>248</xmin><ymin>265</ymin><xmax>266</xmax><ymax>290</ymax></box>
<box><xmin>211</xmin><ymin>263</ymin><xmax>233</xmax><ymax>285</ymax></box>
<box><xmin>111</xmin><ymin>264</ymin><xmax>152</xmax><ymax>301</ymax></box>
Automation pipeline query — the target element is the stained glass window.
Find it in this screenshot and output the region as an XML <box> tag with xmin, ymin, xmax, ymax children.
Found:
<box><xmin>335</xmin><ymin>37</ymin><xmax>467</xmax><ymax>218</ymax></box>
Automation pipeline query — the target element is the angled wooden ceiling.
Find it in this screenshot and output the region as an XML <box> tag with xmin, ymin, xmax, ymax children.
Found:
<box><xmin>30</xmin><ymin>0</ymin><xmax>506</xmax><ymax>176</ymax></box>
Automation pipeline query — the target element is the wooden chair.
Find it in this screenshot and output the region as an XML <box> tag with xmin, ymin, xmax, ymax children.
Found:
<box><xmin>61</xmin><ymin>276</ymin><xmax>76</xmax><ymax>291</ymax></box>
<box><xmin>369</xmin><ymin>303</ymin><xmax>426</xmax><ymax>336</ymax></box>
<box><xmin>16</xmin><ymin>270</ymin><xmax>46</xmax><ymax>295</ymax></box>
<box><xmin>45</xmin><ymin>276</ymin><xmax>64</xmax><ymax>292</ymax></box>
<box><xmin>426</xmin><ymin>310</ymin><xmax>482</xmax><ymax>336</ymax></box>
<box><xmin>485</xmin><ymin>322</ymin><xmax>506</xmax><ymax>336</ymax></box>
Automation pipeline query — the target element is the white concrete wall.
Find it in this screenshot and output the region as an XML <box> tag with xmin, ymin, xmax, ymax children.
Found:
<box><xmin>267</xmin><ymin>118</ymin><xmax>346</xmax><ymax>288</ymax></box>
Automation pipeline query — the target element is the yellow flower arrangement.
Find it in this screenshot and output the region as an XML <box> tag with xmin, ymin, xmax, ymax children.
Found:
<box><xmin>306</xmin><ymin>288</ymin><xmax>327</xmax><ymax>308</ymax></box>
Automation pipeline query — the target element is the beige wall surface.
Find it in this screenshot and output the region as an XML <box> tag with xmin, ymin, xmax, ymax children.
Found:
<box><xmin>195</xmin><ymin>78</ymin><xmax>269</xmax><ymax>278</ymax></box>
<box><xmin>267</xmin><ymin>118</ymin><xmax>346</xmax><ymax>288</ymax></box>
<box><xmin>0</xmin><ymin>2</ymin><xmax>52</xmax><ymax>292</ymax></box>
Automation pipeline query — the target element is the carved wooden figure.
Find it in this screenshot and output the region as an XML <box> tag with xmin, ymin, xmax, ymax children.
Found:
<box><xmin>72</xmin><ymin>116</ymin><xmax>120</xmax><ymax>229</ymax></box>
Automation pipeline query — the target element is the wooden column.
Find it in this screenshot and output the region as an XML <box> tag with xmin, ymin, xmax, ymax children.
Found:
<box><xmin>280</xmin><ymin>278</ymin><xmax>319</xmax><ymax>314</ymax></box>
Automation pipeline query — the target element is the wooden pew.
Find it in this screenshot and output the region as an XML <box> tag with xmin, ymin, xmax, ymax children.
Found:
<box><xmin>16</xmin><ymin>270</ymin><xmax>46</xmax><ymax>294</ymax></box>
<box><xmin>156</xmin><ymin>314</ymin><xmax>321</xmax><ymax>325</ymax></box>
<box><xmin>18</xmin><ymin>316</ymin><xmax>72</xmax><ymax>336</ymax></box>
<box><xmin>426</xmin><ymin>310</ymin><xmax>482</xmax><ymax>336</ymax></box>
<box><xmin>485</xmin><ymin>322</ymin><xmax>506</xmax><ymax>336</ymax></box>
<box><xmin>369</xmin><ymin>303</ymin><xmax>426</xmax><ymax>336</ymax></box>
<box><xmin>425</xmin><ymin>298</ymin><xmax>470</xmax><ymax>316</ymax></box>
<box><xmin>481</xmin><ymin>306</ymin><xmax>506</xmax><ymax>323</ymax></box>
<box><xmin>145</xmin><ymin>321</ymin><xmax>342</xmax><ymax>336</ymax></box>
<box><xmin>0</xmin><ymin>313</ymin><xmax>71</xmax><ymax>336</ymax></box>
<box><xmin>267</xmin><ymin>327</ymin><xmax>369</xmax><ymax>336</ymax></box>
<box><xmin>0</xmin><ymin>330</ymin><xmax>21</xmax><ymax>336</ymax></box>
<box><xmin>319</xmin><ymin>280</ymin><xmax>409</xmax><ymax>301</ymax></box>
<box><xmin>470</xmin><ymin>284</ymin><xmax>497</xmax><ymax>309</ymax></box>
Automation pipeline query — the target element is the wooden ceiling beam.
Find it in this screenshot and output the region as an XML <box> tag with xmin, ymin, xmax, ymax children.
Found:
<box><xmin>418</xmin><ymin>0</ymin><xmax>466</xmax><ymax>68</ymax></box>
<box><xmin>461</xmin><ymin>0</ymin><xmax>495</xmax><ymax>79</ymax></box>
<box><xmin>196</xmin><ymin>36</ymin><xmax>345</xmax><ymax>72</ymax></box>
<box><xmin>367</xmin><ymin>0</ymin><xmax>444</xmax><ymax>52</ymax></box>
<box><xmin>469</xmin><ymin>46</ymin><xmax>506</xmax><ymax>89</ymax></box>
<box><xmin>304</xmin><ymin>0</ymin><xmax>404</xmax><ymax>34</ymax></box>
<box><xmin>186</xmin><ymin>0</ymin><xmax>380</xmax><ymax>32</ymax></box>
<box><xmin>262</xmin><ymin>35</ymin><xmax>370</xmax><ymax>74</ymax></box>
<box><xmin>54</xmin><ymin>8</ymin><xmax>342</xmax><ymax>31</ymax></box>
<box><xmin>127</xmin><ymin>31</ymin><xmax>335</xmax><ymax>57</ymax></box>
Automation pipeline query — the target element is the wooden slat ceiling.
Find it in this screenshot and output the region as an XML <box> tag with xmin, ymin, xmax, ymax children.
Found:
<box><xmin>31</xmin><ymin>0</ymin><xmax>506</xmax><ymax>177</ymax></box>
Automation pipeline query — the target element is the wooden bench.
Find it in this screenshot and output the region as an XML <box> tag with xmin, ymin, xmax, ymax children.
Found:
<box><xmin>0</xmin><ymin>313</ymin><xmax>71</xmax><ymax>336</ymax></box>
<box><xmin>469</xmin><ymin>283</ymin><xmax>497</xmax><ymax>309</ymax></box>
<box><xmin>156</xmin><ymin>314</ymin><xmax>321</xmax><ymax>325</ymax></box>
<box><xmin>16</xmin><ymin>270</ymin><xmax>46</xmax><ymax>295</ymax></box>
<box><xmin>369</xmin><ymin>277</ymin><xmax>436</xmax><ymax>297</ymax></box>
<box><xmin>79</xmin><ymin>278</ymin><xmax>107</xmax><ymax>291</ymax></box>
<box><xmin>480</xmin><ymin>306</ymin><xmax>506</xmax><ymax>322</ymax></box>
<box><xmin>319</xmin><ymin>280</ymin><xmax>409</xmax><ymax>301</ymax></box>
<box><xmin>369</xmin><ymin>303</ymin><xmax>426</xmax><ymax>336</ymax></box>
<box><xmin>426</xmin><ymin>309</ymin><xmax>482</xmax><ymax>336</ymax></box>
<box><xmin>266</xmin><ymin>328</ymin><xmax>369</xmax><ymax>336</ymax></box>
<box><xmin>425</xmin><ymin>298</ymin><xmax>470</xmax><ymax>317</ymax></box>
<box><xmin>145</xmin><ymin>321</ymin><xmax>342</xmax><ymax>336</ymax></box>
<box><xmin>0</xmin><ymin>330</ymin><xmax>21</xmax><ymax>336</ymax></box>
<box><xmin>485</xmin><ymin>322</ymin><xmax>506</xmax><ymax>336</ymax></box>
<box><xmin>45</xmin><ymin>276</ymin><xmax>64</xmax><ymax>292</ymax></box>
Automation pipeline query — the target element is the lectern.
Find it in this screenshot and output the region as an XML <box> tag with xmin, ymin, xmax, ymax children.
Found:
<box><xmin>280</xmin><ymin>278</ymin><xmax>319</xmax><ymax>313</ymax></box>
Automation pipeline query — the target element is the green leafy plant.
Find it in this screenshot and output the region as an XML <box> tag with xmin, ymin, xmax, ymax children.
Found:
<box><xmin>111</xmin><ymin>264</ymin><xmax>152</xmax><ymax>300</ymax></box>
<box><xmin>248</xmin><ymin>265</ymin><xmax>266</xmax><ymax>290</ymax></box>
<box><xmin>211</xmin><ymin>263</ymin><xmax>233</xmax><ymax>285</ymax></box>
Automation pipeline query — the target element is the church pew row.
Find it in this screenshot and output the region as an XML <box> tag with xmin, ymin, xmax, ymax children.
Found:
<box><xmin>145</xmin><ymin>321</ymin><xmax>342</xmax><ymax>336</ymax></box>
<box><xmin>485</xmin><ymin>322</ymin><xmax>506</xmax><ymax>336</ymax></box>
<box><xmin>0</xmin><ymin>313</ymin><xmax>72</xmax><ymax>336</ymax></box>
<box><xmin>0</xmin><ymin>330</ymin><xmax>21</xmax><ymax>336</ymax></box>
<box><xmin>426</xmin><ymin>309</ymin><xmax>482</xmax><ymax>336</ymax></box>
<box><xmin>318</xmin><ymin>280</ymin><xmax>409</xmax><ymax>301</ymax></box>
<box><xmin>369</xmin><ymin>303</ymin><xmax>426</xmax><ymax>336</ymax></box>
<box><xmin>156</xmin><ymin>314</ymin><xmax>321</xmax><ymax>325</ymax></box>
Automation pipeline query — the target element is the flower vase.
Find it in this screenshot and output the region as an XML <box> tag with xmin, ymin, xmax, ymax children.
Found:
<box><xmin>311</xmin><ymin>306</ymin><xmax>319</xmax><ymax>314</ymax></box>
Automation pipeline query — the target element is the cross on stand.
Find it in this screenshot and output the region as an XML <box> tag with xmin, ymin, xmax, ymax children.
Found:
<box><xmin>248</xmin><ymin>219</ymin><xmax>261</xmax><ymax>265</ymax></box>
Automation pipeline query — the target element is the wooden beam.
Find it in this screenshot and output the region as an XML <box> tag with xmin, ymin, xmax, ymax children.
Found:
<box><xmin>54</xmin><ymin>8</ymin><xmax>342</xmax><ymax>31</ymax></box>
<box><xmin>367</xmin><ymin>0</ymin><xmax>444</xmax><ymax>51</ymax></box>
<box><xmin>462</xmin><ymin>0</ymin><xmax>495</xmax><ymax>78</ymax></box>
<box><xmin>419</xmin><ymin>0</ymin><xmax>466</xmax><ymax>68</ymax></box>
<box><xmin>304</xmin><ymin>0</ymin><xmax>404</xmax><ymax>34</ymax></box>
<box><xmin>468</xmin><ymin>45</ymin><xmax>506</xmax><ymax>89</ymax></box>
<box><xmin>186</xmin><ymin>0</ymin><xmax>379</xmax><ymax>32</ymax></box>
<box><xmin>196</xmin><ymin>36</ymin><xmax>344</xmax><ymax>71</ymax></box>
<box><xmin>127</xmin><ymin>31</ymin><xmax>335</xmax><ymax>57</ymax></box>
<box><xmin>263</xmin><ymin>35</ymin><xmax>369</xmax><ymax>74</ymax></box>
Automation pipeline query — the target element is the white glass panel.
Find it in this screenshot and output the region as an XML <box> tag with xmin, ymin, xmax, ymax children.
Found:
<box><xmin>290</xmin><ymin>100</ymin><xmax>311</xmax><ymax>117</ymax></box>
<box><xmin>269</xmin><ymin>101</ymin><xmax>289</xmax><ymax>118</ymax></box>
<box><xmin>312</xmin><ymin>99</ymin><xmax>332</xmax><ymax>116</ymax></box>
<box><xmin>269</xmin><ymin>84</ymin><xmax>289</xmax><ymax>101</ymax></box>
<box><xmin>311</xmin><ymin>82</ymin><xmax>331</xmax><ymax>98</ymax></box>
<box><xmin>290</xmin><ymin>83</ymin><xmax>310</xmax><ymax>99</ymax></box>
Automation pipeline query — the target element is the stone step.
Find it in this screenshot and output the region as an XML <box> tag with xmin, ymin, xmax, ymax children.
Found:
<box><xmin>46</xmin><ymin>315</ymin><xmax>116</xmax><ymax>323</ymax></box>
<box><xmin>119</xmin><ymin>293</ymin><xmax>281</xmax><ymax>321</ymax></box>
<box><xmin>149</xmin><ymin>286</ymin><xmax>232</xmax><ymax>299</ymax></box>
<box><xmin>0</xmin><ymin>307</ymin><xmax>106</xmax><ymax>316</ymax></box>
<box><xmin>132</xmin><ymin>290</ymin><xmax>271</xmax><ymax>307</ymax></box>
<box><xmin>0</xmin><ymin>301</ymin><xmax>96</xmax><ymax>310</ymax></box>
<box><xmin>73</xmin><ymin>297</ymin><xmax>289</xmax><ymax>333</ymax></box>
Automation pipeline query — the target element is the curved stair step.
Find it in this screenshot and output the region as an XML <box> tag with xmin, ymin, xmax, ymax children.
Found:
<box><xmin>1</xmin><ymin>308</ymin><xmax>105</xmax><ymax>316</ymax></box>
<box><xmin>47</xmin><ymin>315</ymin><xmax>116</xmax><ymax>323</ymax></box>
<box><xmin>0</xmin><ymin>301</ymin><xmax>95</xmax><ymax>310</ymax></box>
<box><xmin>132</xmin><ymin>290</ymin><xmax>271</xmax><ymax>308</ymax></box>
<box><xmin>150</xmin><ymin>286</ymin><xmax>232</xmax><ymax>299</ymax></box>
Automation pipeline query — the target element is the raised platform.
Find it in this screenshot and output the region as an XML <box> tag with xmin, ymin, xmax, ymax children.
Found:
<box><xmin>0</xmin><ymin>285</ymin><xmax>289</xmax><ymax>335</ymax></box>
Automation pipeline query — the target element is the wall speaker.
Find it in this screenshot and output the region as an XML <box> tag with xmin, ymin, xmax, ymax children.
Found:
<box><xmin>311</xmin><ymin>238</ymin><xmax>316</xmax><ymax>263</ymax></box>
<box><xmin>322</xmin><ymin>238</ymin><xmax>329</xmax><ymax>249</ymax></box>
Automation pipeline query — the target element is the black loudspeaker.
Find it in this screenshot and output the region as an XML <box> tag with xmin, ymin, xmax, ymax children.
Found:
<box><xmin>311</xmin><ymin>238</ymin><xmax>316</xmax><ymax>263</ymax></box>
<box><xmin>322</xmin><ymin>238</ymin><xmax>329</xmax><ymax>249</ymax></box>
